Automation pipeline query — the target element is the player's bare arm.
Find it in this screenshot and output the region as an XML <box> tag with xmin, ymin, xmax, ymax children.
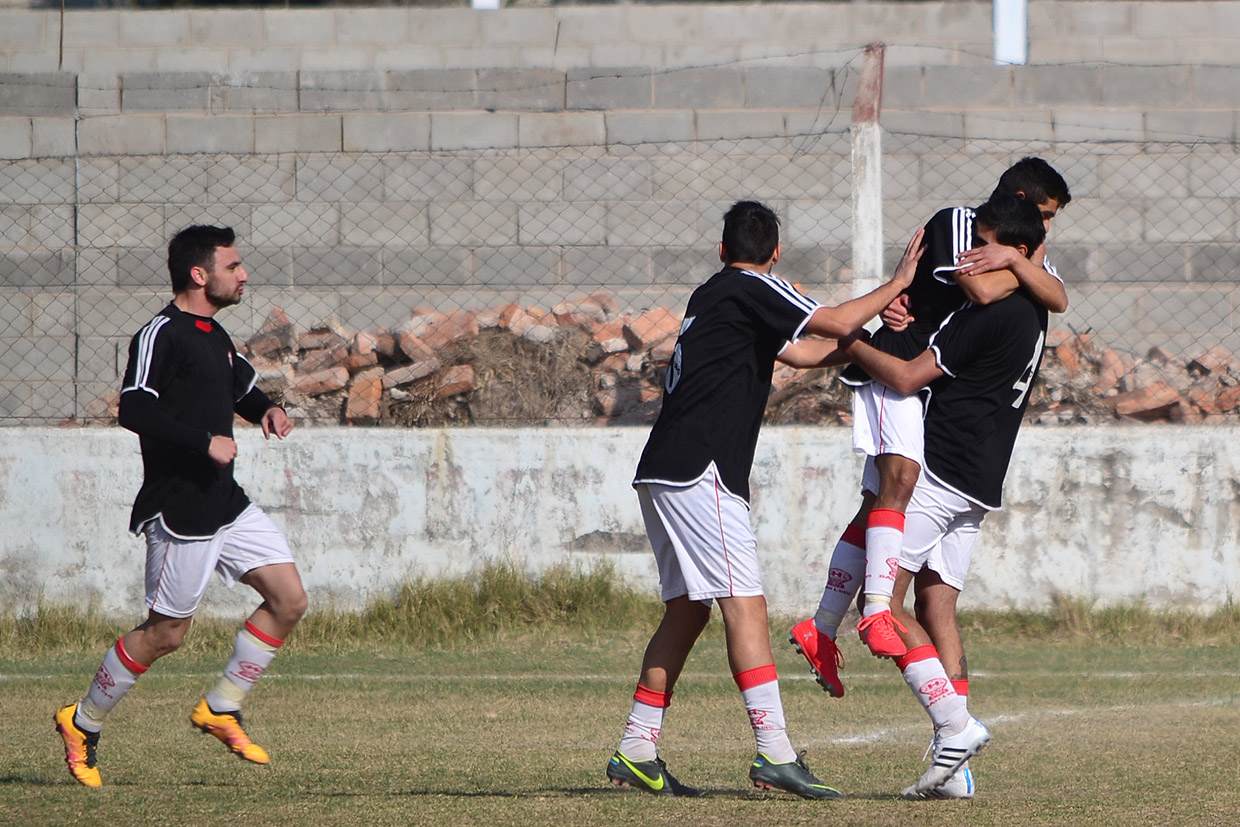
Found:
<box><xmin>801</xmin><ymin>228</ymin><xmax>925</xmax><ymax>339</ymax></box>
<box><xmin>954</xmin><ymin>244</ymin><xmax>1068</xmax><ymax>312</ymax></box>
<box><xmin>777</xmin><ymin>330</ymin><xmax>865</xmax><ymax>369</ymax></box>
<box><xmin>261</xmin><ymin>406</ymin><xmax>292</xmax><ymax>440</ymax></box>
<box><xmin>842</xmin><ymin>339</ymin><xmax>944</xmax><ymax>396</ymax></box>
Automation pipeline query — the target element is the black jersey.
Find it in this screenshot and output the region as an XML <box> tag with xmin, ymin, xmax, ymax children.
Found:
<box><xmin>921</xmin><ymin>289</ymin><xmax>1048</xmax><ymax>510</ymax></box>
<box><xmin>633</xmin><ymin>267</ymin><xmax>819</xmax><ymax>503</ymax></box>
<box><xmin>119</xmin><ymin>303</ymin><xmax>277</xmax><ymax>538</ymax></box>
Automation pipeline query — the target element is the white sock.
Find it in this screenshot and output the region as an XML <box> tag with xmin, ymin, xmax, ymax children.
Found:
<box><xmin>813</xmin><ymin>524</ymin><xmax>865</xmax><ymax>638</ymax></box>
<box><xmin>205</xmin><ymin>622</ymin><xmax>280</xmax><ymax>713</ymax></box>
<box><xmin>735</xmin><ymin>666</ymin><xmax>796</xmax><ymax>763</ymax></box>
<box><xmin>897</xmin><ymin>646</ymin><xmax>970</xmax><ymax>735</ymax></box>
<box><xmin>617</xmin><ymin>684</ymin><xmax>669</xmax><ymax>762</ymax></box>
<box><xmin>78</xmin><ymin>637</ymin><xmax>148</xmax><ymax>732</ymax></box>
<box><xmin>863</xmin><ymin>508</ymin><xmax>905</xmax><ymax>617</ymax></box>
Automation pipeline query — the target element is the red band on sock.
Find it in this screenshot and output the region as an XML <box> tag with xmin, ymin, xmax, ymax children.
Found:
<box><xmin>633</xmin><ymin>683</ymin><xmax>672</xmax><ymax>708</ymax></box>
<box><xmin>733</xmin><ymin>664</ymin><xmax>778</xmax><ymax>691</ymax></box>
<box><xmin>868</xmin><ymin>508</ymin><xmax>906</xmax><ymax>531</ymax></box>
<box><xmin>841</xmin><ymin>524</ymin><xmax>866</xmax><ymax>548</ymax></box>
<box><xmin>114</xmin><ymin>636</ymin><xmax>149</xmax><ymax>675</ymax></box>
<box><xmin>244</xmin><ymin>621</ymin><xmax>284</xmax><ymax>648</ymax></box>
<box><xmin>952</xmin><ymin>679</ymin><xmax>969</xmax><ymax>697</ymax></box>
<box><xmin>895</xmin><ymin>644</ymin><xmax>938</xmax><ymax>671</ymax></box>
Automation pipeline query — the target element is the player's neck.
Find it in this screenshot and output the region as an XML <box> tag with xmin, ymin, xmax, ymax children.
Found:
<box><xmin>727</xmin><ymin>261</ymin><xmax>774</xmax><ymax>274</ymax></box>
<box><xmin>173</xmin><ymin>291</ymin><xmax>221</xmax><ymax>318</ymax></box>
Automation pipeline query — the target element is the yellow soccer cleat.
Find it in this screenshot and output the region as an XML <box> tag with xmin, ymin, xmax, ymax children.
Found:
<box><xmin>190</xmin><ymin>699</ymin><xmax>270</xmax><ymax>764</ymax></box>
<box><xmin>54</xmin><ymin>703</ymin><xmax>102</xmax><ymax>788</ymax></box>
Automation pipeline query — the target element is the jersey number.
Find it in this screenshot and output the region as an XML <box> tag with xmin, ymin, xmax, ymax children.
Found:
<box><xmin>665</xmin><ymin>316</ymin><xmax>695</xmax><ymax>394</ymax></box>
<box><xmin>1010</xmin><ymin>330</ymin><xmax>1045</xmax><ymax>409</ymax></box>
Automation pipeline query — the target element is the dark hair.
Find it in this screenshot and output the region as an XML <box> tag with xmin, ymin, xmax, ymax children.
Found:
<box><xmin>168</xmin><ymin>225</ymin><xmax>236</xmax><ymax>293</ymax></box>
<box><xmin>974</xmin><ymin>195</ymin><xmax>1046</xmax><ymax>257</ymax></box>
<box><xmin>990</xmin><ymin>157</ymin><xmax>1072</xmax><ymax>209</ymax></box>
<box><xmin>721</xmin><ymin>200</ymin><xmax>780</xmax><ymax>265</ymax></box>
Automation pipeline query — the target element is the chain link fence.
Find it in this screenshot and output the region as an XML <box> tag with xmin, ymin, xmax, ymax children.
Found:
<box><xmin>3</xmin><ymin>128</ymin><xmax>1239</xmax><ymax>426</ymax></box>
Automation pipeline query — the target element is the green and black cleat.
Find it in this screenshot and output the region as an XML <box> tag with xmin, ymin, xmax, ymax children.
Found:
<box><xmin>607</xmin><ymin>750</ymin><xmax>701</xmax><ymax>796</ymax></box>
<box><xmin>749</xmin><ymin>751</ymin><xmax>843</xmax><ymax>800</ymax></box>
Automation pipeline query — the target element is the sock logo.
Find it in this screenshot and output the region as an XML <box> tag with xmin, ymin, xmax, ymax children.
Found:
<box><xmin>826</xmin><ymin>568</ymin><xmax>853</xmax><ymax>592</ymax></box>
<box><xmin>747</xmin><ymin>709</ymin><xmax>771</xmax><ymax>729</ymax></box>
<box><xmin>93</xmin><ymin>665</ymin><xmax>116</xmax><ymax>698</ymax></box>
<box><xmin>882</xmin><ymin>557</ymin><xmax>900</xmax><ymax>581</ymax></box>
<box><xmin>229</xmin><ymin>660</ymin><xmax>264</xmax><ymax>685</ymax></box>
<box><xmin>919</xmin><ymin>678</ymin><xmax>951</xmax><ymax>705</ymax></box>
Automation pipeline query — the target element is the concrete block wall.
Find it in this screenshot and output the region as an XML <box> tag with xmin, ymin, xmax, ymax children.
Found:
<box><xmin>2</xmin><ymin>3</ymin><xmax>1240</xmax><ymax>420</ymax></box>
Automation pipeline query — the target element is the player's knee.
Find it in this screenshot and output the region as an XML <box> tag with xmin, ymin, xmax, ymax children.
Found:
<box><xmin>276</xmin><ymin>587</ymin><xmax>308</xmax><ymax>625</ymax></box>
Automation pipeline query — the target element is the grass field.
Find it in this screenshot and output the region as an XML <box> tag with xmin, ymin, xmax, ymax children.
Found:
<box><xmin>4</xmin><ymin>574</ymin><xmax>1240</xmax><ymax>826</ymax></box>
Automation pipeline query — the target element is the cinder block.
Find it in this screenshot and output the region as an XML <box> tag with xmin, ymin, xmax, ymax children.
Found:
<box><xmin>1137</xmin><ymin>286</ymin><xmax>1233</xmax><ymax>337</ymax></box>
<box><xmin>604</xmin><ymin>112</ymin><xmax>694</xmax><ymax>146</ymax></box>
<box><xmin>119</xmin><ymin>156</ymin><xmax>212</xmax><ymax>204</ymax></box>
<box><xmin>589</xmin><ymin>43</ymin><xmax>664</xmax><ymax>69</ymax></box>
<box><xmin>1188</xmin><ymin>152</ymin><xmax>1240</xmax><ymax>198</ymax></box>
<box><xmin>385</xmin><ymin>70</ymin><xmax>477</xmax><ymax>111</ymax></box>
<box><xmin>335</xmin><ymin>8</ymin><xmax>411</xmax><ymax>44</ymax></box>
<box><xmin>121</xmin><ymin>72</ymin><xmax>211</xmax><ymax>112</ymax></box>
<box><xmin>518</xmin><ymin>112</ymin><xmax>604</xmax><ymax>147</ymax></box>
<box><xmin>223</xmin><ymin>48</ymin><xmax>303</xmax><ymax>74</ymax></box>
<box><xmin>443</xmin><ymin>44</ymin><xmax>516</xmax><ymax>70</ymax></box>
<box><xmin>964</xmin><ymin>109</ymin><xmax>1055</xmax><ymax>142</ymax></box>
<box><xmin>262</xmin><ymin>9</ymin><xmax>336</xmax><ymax>46</ymax></box>
<box><xmin>1055</xmin><ymin>198</ymin><xmax>1143</xmax><ymax>245</ymax></box>
<box><xmin>61</xmin><ymin>11</ymin><xmax>117</xmax><ymax>49</ymax></box>
<box><xmin>1145</xmin><ymin>110</ymin><xmax>1234</xmax><ymax>143</ymax></box>
<box><xmin>407</xmin><ymin>8</ymin><xmax>477</xmax><ymax>45</ymax></box>
<box><xmin>254</xmin><ymin>114</ymin><xmax>342</xmax><ymax>153</ymax></box>
<box><xmin>77</xmin><ymin>290</ymin><xmax>167</xmax><ymax>338</ymax></box>
<box><xmin>1098</xmin><ymin>153</ymin><xmax>1191</xmax><ymax>200</ymax></box>
<box><xmin>649</xmin><ymin>247</ymin><xmax>711</xmax><ymax>287</ymax></box>
<box><xmin>116</xmin><ymin>248</ymin><xmax>169</xmax><ymax>287</ymax></box>
<box><xmin>300</xmin><ymin>71</ymin><xmax>385</xmax><ymax>112</ymax></box>
<box><xmin>554</xmin><ymin>7</ymin><xmax>628</xmax><ymax>44</ymax></box>
<box><xmin>565</xmin><ymin>155</ymin><xmax>651</xmax><ymax>202</ymax></box>
<box><xmin>606</xmin><ymin>200</ymin><xmax>713</xmax><ymax>248</ymax></box>
<box><xmin>8</xmin><ymin>50</ymin><xmax>65</xmax><ymax>74</ymax></box>
<box><xmin>566</xmin><ymin>67</ymin><xmax>653</xmax><ymax>111</ymax></box>
<box><xmin>647</xmin><ymin>153</ymin><xmax>733</xmax><ymax>205</ymax></box>
<box><xmin>1095</xmin><ymin>243</ymin><xmax>1182</xmax><ymax>284</ymax></box>
<box><xmin>477</xmin><ymin>68</ymin><xmax>565</xmax><ymax>112</ymax></box>
<box><xmin>1051</xmin><ymin>108</ymin><xmax>1144</xmax><ymax>142</ymax></box>
<box><xmin>475</xmin><ymin>153</ymin><xmax>563</xmax><ymax>203</ymax></box>
<box><xmin>740</xmin><ymin>67</ymin><xmax>835</xmax><ymax>110</ymax></box>
<box><xmin>429</xmin><ymin>201</ymin><xmax>517</xmax><ymax>247</ymax></box>
<box><xmin>77</xmin><ymin>72</ymin><xmax>122</xmax><ymax>117</ymax></box>
<box><xmin>210</xmin><ymin>72</ymin><xmax>299</xmax><ymax>113</ymax></box>
<box><xmin>473</xmin><ymin>246</ymin><xmax>559</xmax><ymax>287</ymax></box>
<box><xmin>31</xmin><ymin>117</ymin><xmax>76</xmax><ymax>158</ymax></box>
<box><xmin>32</xmin><ymin>292</ymin><xmax>75</xmax><ymax>337</ymax></box>
<box><xmin>154</xmin><ymin>49</ymin><xmax>231</xmax><ymax>74</ymax></box>
<box><xmin>77</xmin><ymin>336</ymin><xmax>124</xmax><ymax>386</ymax></box>
<box><xmin>119</xmin><ymin>11</ymin><xmax>190</xmax><ymax>48</ymax></box>
<box><xmin>777</xmin><ymin>245</ymin><xmax>840</xmax><ymax>290</ymax></box>
<box><xmin>78</xmin><ymin>115</ymin><xmax>167</xmax><ymax>156</ymax></box>
<box><xmin>1013</xmin><ymin>66</ymin><xmax>1103</xmax><ymax>107</ymax></box>
<box><xmin>383</xmin><ymin>155</ymin><xmax>473</xmax><ymax>202</ymax></box>
<box><xmin>625</xmin><ymin>5</ymin><xmax>701</xmax><ymax>44</ymax></box>
<box><xmin>163</xmin><ymin>205</ymin><xmax>252</xmax><ymax>244</ymax></box>
<box><xmin>923</xmin><ymin>66</ymin><xmax>1014</xmax><ymax>109</ymax></box>
<box><xmin>166</xmin><ymin>114</ymin><xmax>256</xmax><ymax>154</ymax></box>
<box><xmin>295</xmin><ymin>155</ymin><xmax>385</xmax><ymax>203</ymax></box>
<box><xmin>693</xmin><ymin>111</ymin><xmax>787</xmax><ymax>143</ymax></box>
<box><xmin>518</xmin><ymin>202</ymin><xmax>607</xmax><ymax>246</ymax></box>
<box><xmin>291</xmin><ymin>247</ymin><xmax>383</xmax><ymax>287</ymax></box>
<box><xmin>0</xmin><ymin>118</ymin><xmax>31</xmax><ymax>160</ymax></box>
<box><xmin>82</xmin><ymin>49</ymin><xmax>157</xmax><ymax>76</ymax></box>
<box><xmin>430</xmin><ymin>112</ymin><xmax>519</xmax><ymax>151</ymax></box>
<box><xmin>1145</xmin><ymin>197</ymin><xmax>1236</xmax><ymax>244</ymax></box>
<box><xmin>79</xmin><ymin>204</ymin><xmax>164</xmax><ymax>248</ymax></box>
<box><xmin>300</xmin><ymin>48</ymin><xmax>374</xmax><ymax>72</ymax></box>
<box><xmin>1029</xmin><ymin>1</ymin><xmax>1131</xmax><ymax>37</ymax></box>
<box><xmin>343</xmin><ymin>113</ymin><xmax>431</xmax><ymax>152</ymax></box>
<box><xmin>0</xmin><ymin>72</ymin><xmax>76</xmax><ymax>116</ymax></box>
<box><xmin>0</xmin><ymin>381</ymin><xmax>31</xmax><ymax>420</ymax></box>
<box><xmin>1102</xmin><ymin>65</ymin><xmax>1191</xmax><ymax>107</ymax></box>
<box><xmin>0</xmin><ymin>251</ymin><xmax>73</xmax><ymax>288</ymax></box>
<box><xmin>250</xmin><ymin>203</ymin><xmax>340</xmax><ymax>247</ymax></box>
<box><xmin>477</xmin><ymin>8</ymin><xmax>556</xmax><ymax>45</ymax></box>
<box><xmin>189</xmin><ymin>10</ymin><xmax>265</xmax><ymax>47</ymax></box>
<box><xmin>786</xmin><ymin>201</ymin><xmax>851</xmax><ymax>247</ymax></box>
<box><xmin>1191</xmin><ymin>66</ymin><xmax>1240</xmax><ymax>107</ymax></box>
<box><xmin>563</xmin><ymin>245</ymin><xmax>653</xmax><ymax>287</ymax></box>
<box><xmin>340</xmin><ymin>203</ymin><xmax>429</xmax><ymax>247</ymax></box>
<box><xmin>654</xmin><ymin>67</ymin><xmax>744</xmax><ymax>109</ymax></box>
<box><xmin>0</xmin><ymin>11</ymin><xmax>47</xmax><ymax>49</ymax></box>
<box><xmin>206</xmin><ymin>155</ymin><xmax>296</xmax><ymax>205</ymax></box>
<box><xmin>383</xmin><ymin>247</ymin><xmax>472</xmax><ymax>287</ymax></box>
<box><xmin>1189</xmin><ymin>245</ymin><xmax>1240</xmax><ymax>283</ymax></box>
<box><xmin>2</xmin><ymin>336</ymin><xmax>75</xmax><ymax>382</ymax></box>
<box><xmin>1133</xmin><ymin>2</ymin><xmax>1215</xmax><ymax>39</ymax></box>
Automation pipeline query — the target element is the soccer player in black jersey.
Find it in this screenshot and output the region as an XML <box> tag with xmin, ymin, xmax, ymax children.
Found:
<box><xmin>607</xmin><ymin>201</ymin><xmax>924</xmax><ymax>800</ymax></box>
<box><xmin>839</xmin><ymin>196</ymin><xmax>1051</xmax><ymax>798</ymax></box>
<box><xmin>792</xmin><ymin>158</ymin><xmax>1071</xmax><ymax>688</ymax></box>
<box><xmin>56</xmin><ymin>226</ymin><xmax>307</xmax><ymax>787</ymax></box>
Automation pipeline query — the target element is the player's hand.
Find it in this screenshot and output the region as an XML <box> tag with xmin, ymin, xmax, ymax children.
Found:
<box><xmin>1029</xmin><ymin>241</ymin><xmax>1047</xmax><ymax>269</ymax></box>
<box><xmin>892</xmin><ymin>227</ymin><xmax>925</xmax><ymax>289</ymax></box>
<box><xmin>880</xmin><ymin>294</ymin><xmax>913</xmax><ymax>332</ymax></box>
<box><xmin>208</xmin><ymin>435</ymin><xmax>238</xmax><ymax>467</ymax></box>
<box><xmin>261</xmin><ymin>406</ymin><xmax>292</xmax><ymax>440</ymax></box>
<box><xmin>956</xmin><ymin>242</ymin><xmax>1020</xmax><ymax>277</ymax></box>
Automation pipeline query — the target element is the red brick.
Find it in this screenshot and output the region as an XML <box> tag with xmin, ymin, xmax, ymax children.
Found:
<box><xmin>372</xmin><ymin>331</ymin><xmax>399</xmax><ymax>358</ymax></box>
<box><xmin>345</xmin><ymin>368</ymin><xmax>385</xmax><ymax>424</ymax></box>
<box><xmin>1188</xmin><ymin>345</ymin><xmax>1234</xmax><ymax>376</ymax></box>
<box><xmin>292</xmin><ymin>366</ymin><xmax>348</xmax><ymax>396</ymax></box>
<box><xmin>298</xmin><ymin>346</ymin><xmax>348</xmax><ymax>374</ymax></box>
<box><xmin>420</xmin><ymin>310</ymin><xmax>479</xmax><ymax>350</ymax></box>
<box><xmin>647</xmin><ymin>334</ymin><xmax>677</xmax><ymax>365</ymax></box>
<box><xmin>396</xmin><ymin>331</ymin><xmax>436</xmax><ymax>364</ymax></box>
<box><xmin>1110</xmin><ymin>381</ymin><xmax>1183</xmax><ymax>420</ymax></box>
<box><xmin>1094</xmin><ymin>349</ymin><xmax>1128</xmax><ymax>395</ymax></box>
<box><xmin>383</xmin><ymin>358</ymin><xmax>441</xmax><ymax>389</ymax></box>
<box><xmin>623</xmin><ymin>307</ymin><xmax>680</xmax><ymax>350</ymax></box>
<box><xmin>436</xmin><ymin>364</ymin><xmax>475</xmax><ymax>398</ymax></box>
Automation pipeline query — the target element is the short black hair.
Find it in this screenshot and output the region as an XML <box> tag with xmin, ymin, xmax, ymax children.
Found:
<box><xmin>990</xmin><ymin>157</ymin><xmax>1072</xmax><ymax>209</ymax></box>
<box><xmin>168</xmin><ymin>225</ymin><xmax>235</xmax><ymax>294</ymax></box>
<box><xmin>974</xmin><ymin>195</ymin><xmax>1046</xmax><ymax>257</ymax></box>
<box><xmin>721</xmin><ymin>200</ymin><xmax>780</xmax><ymax>266</ymax></box>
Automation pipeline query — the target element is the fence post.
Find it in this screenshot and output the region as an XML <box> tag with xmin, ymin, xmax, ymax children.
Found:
<box><xmin>850</xmin><ymin>42</ymin><xmax>885</xmax><ymax>305</ymax></box>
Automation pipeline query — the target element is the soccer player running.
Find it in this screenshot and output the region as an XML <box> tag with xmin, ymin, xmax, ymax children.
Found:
<box><xmin>55</xmin><ymin>225</ymin><xmax>308</xmax><ymax>787</ymax></box>
<box><xmin>606</xmin><ymin>200</ymin><xmax>923</xmax><ymax>799</ymax></box>
<box><xmin>791</xmin><ymin>158</ymin><xmax>1071</xmax><ymax>690</ymax></box>
<box><xmin>832</xmin><ymin>195</ymin><xmax>1052</xmax><ymax>797</ymax></box>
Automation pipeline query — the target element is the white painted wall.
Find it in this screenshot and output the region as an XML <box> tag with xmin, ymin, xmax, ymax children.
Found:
<box><xmin>1</xmin><ymin>426</ymin><xmax>1236</xmax><ymax>620</ymax></box>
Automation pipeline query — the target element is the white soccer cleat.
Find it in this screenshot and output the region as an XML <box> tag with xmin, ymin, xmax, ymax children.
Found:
<box><xmin>901</xmin><ymin>761</ymin><xmax>974</xmax><ymax>800</ymax></box>
<box><xmin>911</xmin><ymin>717</ymin><xmax>989</xmax><ymax>795</ymax></box>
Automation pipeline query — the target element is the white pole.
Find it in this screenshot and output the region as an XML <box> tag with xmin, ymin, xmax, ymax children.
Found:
<box><xmin>994</xmin><ymin>0</ymin><xmax>1028</xmax><ymax>65</ymax></box>
<box><xmin>850</xmin><ymin>44</ymin><xmax>885</xmax><ymax>304</ymax></box>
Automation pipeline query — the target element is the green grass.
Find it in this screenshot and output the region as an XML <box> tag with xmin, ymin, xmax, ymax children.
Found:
<box><xmin>5</xmin><ymin>567</ymin><xmax>1240</xmax><ymax>825</ymax></box>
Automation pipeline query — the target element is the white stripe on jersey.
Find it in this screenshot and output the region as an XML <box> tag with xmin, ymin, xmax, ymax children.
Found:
<box><xmin>121</xmin><ymin>315</ymin><xmax>170</xmax><ymax>398</ymax></box>
<box><xmin>927</xmin><ymin>303</ymin><xmax>971</xmax><ymax>379</ymax></box>
<box><xmin>740</xmin><ymin>270</ymin><xmax>821</xmax><ymax>316</ymax></box>
<box><xmin>932</xmin><ymin>207</ymin><xmax>976</xmax><ymax>284</ymax></box>
<box><xmin>234</xmin><ymin>351</ymin><xmax>258</xmax><ymax>400</ymax></box>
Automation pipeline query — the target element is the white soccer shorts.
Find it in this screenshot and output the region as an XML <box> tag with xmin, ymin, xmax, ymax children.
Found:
<box><xmin>897</xmin><ymin>473</ymin><xmax>987</xmax><ymax>591</ymax></box>
<box><xmin>143</xmin><ymin>504</ymin><xmax>296</xmax><ymax>618</ymax></box>
<box><xmin>854</xmin><ymin>382</ymin><xmax>926</xmax><ymax>495</ymax></box>
<box><xmin>635</xmin><ymin>467</ymin><xmax>763</xmax><ymax>604</ymax></box>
